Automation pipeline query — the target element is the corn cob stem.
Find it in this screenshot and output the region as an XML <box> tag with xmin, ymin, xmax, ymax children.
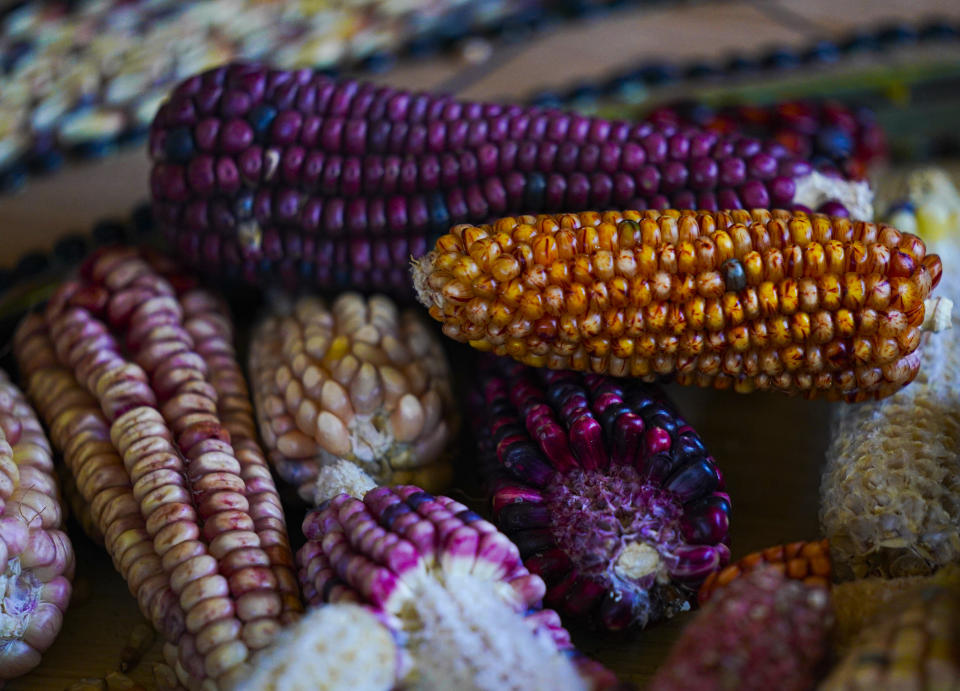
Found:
<box><xmin>249</xmin><ymin>292</ymin><xmax>457</xmax><ymax>505</ymax></box>
<box><xmin>297</xmin><ymin>485</ymin><xmax>619</xmax><ymax>690</ymax></box>
<box><xmin>414</xmin><ymin>209</ymin><xmax>941</xmax><ymax>401</ymax></box>
<box><xmin>0</xmin><ymin>369</ymin><xmax>75</xmax><ymax>682</ymax></box>
<box><xmin>15</xmin><ymin>248</ymin><xmax>302</xmax><ymax>689</ymax></box>
<box><xmin>149</xmin><ymin>64</ymin><xmax>871</xmax><ymax>296</ymax></box>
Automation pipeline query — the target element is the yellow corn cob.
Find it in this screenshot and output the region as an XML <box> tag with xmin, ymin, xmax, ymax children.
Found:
<box><xmin>820</xmin><ymin>572</ymin><xmax>960</xmax><ymax>690</ymax></box>
<box><xmin>821</xmin><ymin>170</ymin><xmax>960</xmax><ymax>579</ymax></box>
<box><xmin>249</xmin><ymin>293</ymin><xmax>458</xmax><ymax>505</ymax></box>
<box><xmin>413</xmin><ymin>209</ymin><xmax>941</xmax><ymax>401</ymax></box>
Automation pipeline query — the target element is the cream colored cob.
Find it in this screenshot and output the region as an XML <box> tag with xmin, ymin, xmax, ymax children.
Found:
<box><xmin>821</xmin><ymin>169</ymin><xmax>960</xmax><ymax>579</ymax></box>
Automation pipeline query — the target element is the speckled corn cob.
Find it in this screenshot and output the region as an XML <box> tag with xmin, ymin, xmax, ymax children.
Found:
<box><xmin>821</xmin><ymin>170</ymin><xmax>960</xmax><ymax>578</ymax></box>
<box><xmin>648</xmin><ymin>567</ymin><xmax>833</xmax><ymax>691</ymax></box>
<box><xmin>415</xmin><ymin>209</ymin><xmax>941</xmax><ymax>401</ymax></box>
<box><xmin>249</xmin><ymin>293</ymin><xmax>457</xmax><ymax>505</ymax></box>
<box><xmin>820</xmin><ymin>576</ymin><xmax>960</xmax><ymax>690</ymax></box>
<box><xmin>297</xmin><ymin>485</ymin><xmax>619</xmax><ymax>690</ymax></box>
<box><xmin>475</xmin><ymin>359</ymin><xmax>730</xmax><ymax>630</ymax></box>
<box><xmin>698</xmin><ymin>539</ymin><xmax>831</xmax><ymax>604</ymax></box>
<box><xmin>14</xmin><ymin>248</ymin><xmax>302</xmax><ymax>690</ymax></box>
<box><xmin>0</xmin><ymin>370</ymin><xmax>74</xmax><ymax>682</ymax></box>
<box><xmin>148</xmin><ymin>63</ymin><xmax>871</xmax><ymax>297</ymax></box>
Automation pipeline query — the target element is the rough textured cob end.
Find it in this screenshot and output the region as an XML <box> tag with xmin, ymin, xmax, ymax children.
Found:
<box><xmin>297</xmin><ymin>485</ymin><xmax>618</xmax><ymax>690</ymax></box>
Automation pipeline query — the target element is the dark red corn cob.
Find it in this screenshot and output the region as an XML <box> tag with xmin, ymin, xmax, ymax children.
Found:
<box><xmin>149</xmin><ymin>63</ymin><xmax>872</xmax><ymax>298</ymax></box>
<box><xmin>646</xmin><ymin>100</ymin><xmax>888</xmax><ymax>182</ymax></box>
<box><xmin>473</xmin><ymin>358</ymin><xmax>730</xmax><ymax>631</ymax></box>
<box><xmin>648</xmin><ymin>566</ymin><xmax>833</xmax><ymax>691</ymax></box>
<box><xmin>297</xmin><ymin>485</ymin><xmax>620</xmax><ymax>690</ymax></box>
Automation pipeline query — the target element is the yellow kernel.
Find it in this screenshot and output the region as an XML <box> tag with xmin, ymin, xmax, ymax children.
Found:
<box><xmin>696</xmin><ymin>271</ymin><xmax>724</xmax><ymax>300</ymax></box>
<box><xmin>721</xmin><ymin>293</ymin><xmax>744</xmax><ymax>327</ymax></box>
<box><xmin>865</xmin><ymin>275</ymin><xmax>891</xmax><ymax>310</ymax></box>
<box><xmin>609</xmin><ymin>277</ymin><xmax>629</xmax><ymax>307</ymax></box>
<box><xmin>451</xmin><ymin>256</ymin><xmax>481</xmax><ymax>283</ymax></box>
<box><xmin>824</xmin><ymin>240</ymin><xmax>845</xmax><ymax>274</ymax></box>
<box><xmin>493</xmin><ymin>217</ymin><xmax>519</xmax><ymax>235</ymax></box>
<box><xmin>589</xmin><ymin>282</ymin><xmax>610</xmax><ymax>311</ymax></box>
<box><xmin>835</xmin><ymin>309</ymin><xmax>855</xmax><ymax>338</ymax></box>
<box><xmin>645</xmin><ymin>303</ymin><xmax>669</xmax><ymax>332</ymax></box>
<box><xmin>612</xmin><ymin>337</ymin><xmax>635</xmax><ymax>358</ymax></box>
<box><xmin>624</xmin><ymin>307</ymin><xmax>645</xmax><ymax>337</ymax></box>
<box><xmin>432</xmin><ymin>252</ymin><xmax>459</xmax><ymax>272</ymax></box>
<box><xmin>705</xmin><ymin>299</ymin><xmax>724</xmax><ymax>331</ymax></box>
<box><xmin>603</xmin><ymin>308</ymin><xmax>625</xmax><ymax>337</ymax></box>
<box><xmin>491</xmin><ymin>256</ymin><xmax>521</xmax><ymax>282</ymax></box>
<box><xmin>811</xmin><ymin>215</ymin><xmax>835</xmax><ymax>242</ymax></box>
<box><xmin>639</xmin><ymin>218</ymin><xmax>660</xmax><ymax>246</ymax></box>
<box><xmin>490</xmin><ymin>302</ymin><xmax>514</xmax><ymax>328</ymax></box>
<box><xmin>769</xmin><ymin>316</ymin><xmax>791</xmax><ymax>346</ymax></box>
<box><xmin>558</xmin><ymin>315</ymin><xmax>580</xmax><ymax>342</ymax></box>
<box><xmin>615</xmin><ymin>250</ymin><xmax>638</xmax><ymax>277</ymax></box>
<box><xmin>572</xmin><ymin>255</ymin><xmax>593</xmax><ymax>285</ymax></box>
<box><xmin>465</xmin><ymin>298</ymin><xmax>491</xmax><ymax>324</ymax></box>
<box><xmin>680</xmin><ymin>331</ymin><xmax>705</xmax><ymax>356</ymax></box>
<box><xmin>846</xmin><ymin>242</ymin><xmax>869</xmax><ymax>273</ymax></box>
<box><xmin>677</xmin><ymin>241</ymin><xmax>697</xmax><ymax>274</ymax></box>
<box><xmin>651</xmin><ymin>272</ymin><xmax>672</xmax><ymax>301</ymax></box>
<box><xmin>713</xmin><ymin>230</ymin><xmax>735</xmax><ymax>262</ymax></box>
<box><xmin>842</xmin><ymin>273</ymin><xmax>865</xmax><ymax>309</ymax></box>
<box><xmin>556</xmin><ymin>229</ymin><xmax>577</xmax><ymax>259</ymax></box>
<box><xmin>741</xmin><ymin>288</ymin><xmax>760</xmax><ymax>320</ymax></box>
<box><xmin>519</xmin><ymin>292</ymin><xmax>543</xmax><ymax>321</ymax></box>
<box><xmin>858</xmin><ymin>308</ymin><xmax>878</xmax><ymax>335</ymax></box>
<box><xmin>533</xmin><ymin>235</ymin><xmax>558</xmax><ymax>265</ymax></box>
<box><xmin>472</xmin><ymin>275</ymin><xmax>498</xmax><ymax>299</ymax></box>
<box><xmin>791</xmin><ymin>312</ymin><xmax>811</xmax><ymax>341</ymax></box>
<box><xmin>547</xmin><ymin>261</ymin><xmax>569</xmax><ymax>287</ymax></box>
<box><xmin>764</xmin><ymin>248</ymin><xmax>785</xmax><ymax>283</ymax></box>
<box><xmin>810</xmin><ymin>311</ymin><xmax>834</xmax><ymax>344</ymax></box>
<box><xmin>818</xmin><ymin>274</ymin><xmax>841</xmax><ymax>310</ymax></box>
<box><xmin>566</xmin><ymin>284</ymin><xmax>588</xmax><ymax>315</ymax></box>
<box><xmin>789</xmin><ymin>217</ymin><xmax>813</xmax><ymax>245</ymax></box>
<box><xmin>798</xmin><ymin>278</ymin><xmax>819</xmax><ymax>312</ymax></box>
<box><xmin>500</xmin><ymin>279</ymin><xmax>524</xmax><ymax>307</ymax></box>
<box><xmin>637</xmin><ymin>245</ymin><xmax>658</xmax><ymax>277</ymax></box>
<box><xmin>469</xmin><ymin>237</ymin><xmax>501</xmax><ymax>270</ymax></box>
<box><xmin>618</xmin><ymin>219</ymin><xmax>640</xmax><ymax>248</ymax></box>
<box><xmin>803</xmin><ymin>243</ymin><xmax>826</xmax><ymax>277</ymax></box>
<box><xmin>695</xmin><ymin>236</ymin><xmax>717</xmax><ymax>271</ymax></box>
<box><xmin>629</xmin><ymin>278</ymin><xmax>652</xmax><ymax>308</ymax></box>
<box><xmin>750</xmin><ymin>320</ymin><xmax>770</xmax><ymax>349</ymax></box>
<box><xmin>785</xmin><ymin>245</ymin><xmax>804</xmax><ymax>279</ymax></box>
<box><xmin>742</xmin><ymin>252</ymin><xmax>764</xmax><ymax>285</ymax></box>
<box><xmin>585</xmin><ymin>337</ymin><xmax>609</xmax><ymax>357</ymax></box>
<box><xmin>667</xmin><ymin>305</ymin><xmax>687</xmax><ymax>335</ymax></box>
<box><xmin>671</xmin><ymin>274</ymin><xmax>696</xmax><ymax>303</ymax></box>
<box><xmin>597</xmin><ymin>222</ymin><xmax>618</xmax><ymax>250</ymax></box>
<box><xmin>436</xmin><ymin>233</ymin><xmax>463</xmax><ymax>252</ymax></box>
<box><xmin>779</xmin><ymin>279</ymin><xmax>799</xmax><ymax>315</ymax></box>
<box><xmin>593</xmin><ymin>251</ymin><xmax>615</xmax><ymax>281</ymax></box>
<box><xmin>852</xmin><ymin>337</ymin><xmax>873</xmax><ymax>365</ymax></box>
<box><xmin>728</xmin><ymin>325</ymin><xmax>750</xmax><ymax>353</ymax></box>
<box><xmin>853</xmin><ymin>220</ymin><xmax>877</xmax><ymax>244</ymax></box>
<box><xmin>659</xmin><ymin>244</ymin><xmax>678</xmax><ymax>274</ymax></box>
<box><xmin>685</xmin><ymin>298</ymin><xmax>706</xmax><ymax>330</ymax></box>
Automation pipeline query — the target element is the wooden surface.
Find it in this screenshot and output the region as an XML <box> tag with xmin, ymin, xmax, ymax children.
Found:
<box><xmin>2</xmin><ymin>1</ymin><xmax>958</xmax><ymax>688</ymax></box>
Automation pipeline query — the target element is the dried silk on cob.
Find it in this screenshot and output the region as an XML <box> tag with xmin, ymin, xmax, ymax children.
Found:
<box><xmin>0</xmin><ymin>371</ymin><xmax>74</xmax><ymax>682</ymax></box>
<box><xmin>14</xmin><ymin>248</ymin><xmax>302</xmax><ymax>690</ymax></box>
<box><xmin>821</xmin><ymin>169</ymin><xmax>960</xmax><ymax>579</ymax></box>
<box><xmin>148</xmin><ymin>63</ymin><xmax>872</xmax><ymax>297</ymax></box>
<box><xmin>474</xmin><ymin>359</ymin><xmax>730</xmax><ymax>630</ymax></box>
<box><xmin>414</xmin><ymin>209</ymin><xmax>941</xmax><ymax>400</ymax></box>
<box><xmin>248</xmin><ymin>293</ymin><xmax>457</xmax><ymax>505</ymax></box>
<box><xmin>647</xmin><ymin>567</ymin><xmax>833</xmax><ymax>691</ymax></box>
<box><xmin>297</xmin><ymin>485</ymin><xmax>619</xmax><ymax>690</ymax></box>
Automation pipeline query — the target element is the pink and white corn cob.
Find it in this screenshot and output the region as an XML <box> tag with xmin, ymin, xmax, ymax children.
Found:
<box><xmin>298</xmin><ymin>485</ymin><xmax>620</xmax><ymax>691</ymax></box>
<box><xmin>0</xmin><ymin>370</ymin><xmax>74</xmax><ymax>682</ymax></box>
<box><xmin>14</xmin><ymin>248</ymin><xmax>302</xmax><ymax>689</ymax></box>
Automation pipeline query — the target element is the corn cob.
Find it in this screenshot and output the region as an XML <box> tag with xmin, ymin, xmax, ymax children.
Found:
<box><xmin>648</xmin><ymin>566</ymin><xmax>833</xmax><ymax>691</ymax></box>
<box><xmin>232</xmin><ymin>603</ymin><xmax>400</xmax><ymax>691</ymax></box>
<box><xmin>14</xmin><ymin>248</ymin><xmax>302</xmax><ymax>689</ymax></box>
<box><xmin>148</xmin><ymin>64</ymin><xmax>871</xmax><ymax>297</ymax></box>
<box><xmin>820</xmin><ymin>576</ymin><xmax>960</xmax><ymax>689</ymax></box>
<box><xmin>645</xmin><ymin>100</ymin><xmax>887</xmax><ymax>180</ymax></box>
<box><xmin>297</xmin><ymin>484</ymin><xmax>620</xmax><ymax>690</ymax></box>
<box><xmin>831</xmin><ymin>565</ymin><xmax>960</xmax><ymax>652</ymax></box>
<box><xmin>698</xmin><ymin>538</ymin><xmax>831</xmax><ymax>604</ymax></box>
<box><xmin>821</xmin><ymin>169</ymin><xmax>960</xmax><ymax>578</ymax></box>
<box><xmin>474</xmin><ymin>358</ymin><xmax>730</xmax><ymax>630</ymax></box>
<box><xmin>248</xmin><ymin>292</ymin><xmax>457</xmax><ymax>505</ymax></box>
<box><xmin>415</xmin><ymin>209</ymin><xmax>941</xmax><ymax>400</ymax></box>
<box><xmin>0</xmin><ymin>369</ymin><xmax>74</xmax><ymax>682</ymax></box>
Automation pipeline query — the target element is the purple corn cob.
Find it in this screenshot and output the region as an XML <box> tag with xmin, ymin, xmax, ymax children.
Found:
<box><xmin>647</xmin><ymin>567</ymin><xmax>833</xmax><ymax>691</ymax></box>
<box><xmin>475</xmin><ymin>358</ymin><xmax>731</xmax><ymax>631</ymax></box>
<box><xmin>148</xmin><ymin>63</ymin><xmax>872</xmax><ymax>297</ymax></box>
<box><xmin>297</xmin><ymin>485</ymin><xmax>620</xmax><ymax>691</ymax></box>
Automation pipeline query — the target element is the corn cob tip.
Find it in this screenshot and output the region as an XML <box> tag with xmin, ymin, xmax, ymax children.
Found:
<box><xmin>231</xmin><ymin>603</ymin><xmax>400</xmax><ymax>691</ymax></box>
<box><xmin>313</xmin><ymin>459</ymin><xmax>378</xmax><ymax>503</ymax></box>
<box><xmin>794</xmin><ymin>170</ymin><xmax>874</xmax><ymax>221</ymax></box>
<box><xmin>922</xmin><ymin>296</ymin><xmax>953</xmax><ymax>332</ymax></box>
<box><xmin>298</xmin><ymin>485</ymin><xmax>618</xmax><ymax>690</ymax></box>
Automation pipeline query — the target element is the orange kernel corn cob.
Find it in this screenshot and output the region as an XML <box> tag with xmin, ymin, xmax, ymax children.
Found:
<box><xmin>249</xmin><ymin>293</ymin><xmax>457</xmax><ymax>505</ymax></box>
<box><xmin>0</xmin><ymin>370</ymin><xmax>75</xmax><ymax>682</ymax></box>
<box><xmin>698</xmin><ymin>539</ymin><xmax>831</xmax><ymax>604</ymax></box>
<box><xmin>412</xmin><ymin>209</ymin><xmax>942</xmax><ymax>401</ymax></box>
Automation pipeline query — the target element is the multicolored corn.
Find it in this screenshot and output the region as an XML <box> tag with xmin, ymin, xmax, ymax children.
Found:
<box><xmin>148</xmin><ymin>63</ymin><xmax>871</xmax><ymax>296</ymax></box>
<box><xmin>297</xmin><ymin>485</ymin><xmax>619</xmax><ymax>690</ymax></box>
<box><xmin>821</xmin><ymin>169</ymin><xmax>960</xmax><ymax>579</ymax></box>
<box><xmin>697</xmin><ymin>538</ymin><xmax>831</xmax><ymax>604</ymax></box>
<box><xmin>249</xmin><ymin>293</ymin><xmax>457</xmax><ymax>505</ymax></box>
<box><xmin>14</xmin><ymin>248</ymin><xmax>302</xmax><ymax>689</ymax></box>
<box><xmin>647</xmin><ymin>567</ymin><xmax>833</xmax><ymax>691</ymax></box>
<box><xmin>415</xmin><ymin>209</ymin><xmax>941</xmax><ymax>401</ymax></box>
<box><xmin>474</xmin><ymin>359</ymin><xmax>730</xmax><ymax>630</ymax></box>
<box><xmin>0</xmin><ymin>370</ymin><xmax>74</xmax><ymax>682</ymax></box>
<box><xmin>820</xmin><ymin>576</ymin><xmax>960</xmax><ymax>690</ymax></box>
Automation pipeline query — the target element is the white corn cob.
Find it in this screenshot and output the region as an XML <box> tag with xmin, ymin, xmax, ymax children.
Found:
<box><xmin>821</xmin><ymin>168</ymin><xmax>960</xmax><ymax>579</ymax></box>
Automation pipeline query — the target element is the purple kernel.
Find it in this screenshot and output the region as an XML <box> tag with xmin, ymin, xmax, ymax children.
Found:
<box><xmin>769</xmin><ymin>176</ymin><xmax>797</xmax><ymax>206</ymax></box>
<box><xmin>194</xmin><ymin>119</ymin><xmax>221</xmax><ymax>152</ymax></box>
<box><xmin>219</xmin><ymin>119</ymin><xmax>254</xmax><ymax>154</ymax></box>
<box><xmin>817</xmin><ymin>201</ymin><xmax>850</xmax><ymax>217</ymax></box>
<box><xmin>220</xmin><ymin>90</ymin><xmax>251</xmax><ymax>118</ymax></box>
<box><xmin>689</xmin><ymin>157</ymin><xmax>718</xmax><ymax>189</ymax></box>
<box><xmin>740</xmin><ymin>180</ymin><xmax>770</xmax><ymax>208</ymax></box>
<box><xmin>747</xmin><ymin>153</ymin><xmax>777</xmax><ymax>180</ymax></box>
<box><xmin>718</xmin><ymin>156</ymin><xmax>746</xmax><ymax>187</ymax></box>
